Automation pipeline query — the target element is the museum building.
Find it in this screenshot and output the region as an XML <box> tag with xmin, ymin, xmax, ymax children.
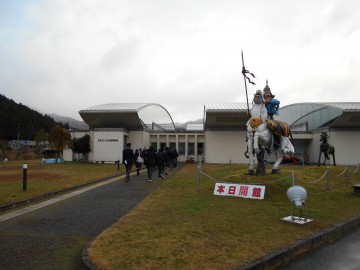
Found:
<box><xmin>63</xmin><ymin>102</ymin><xmax>360</xmax><ymax>166</ymax></box>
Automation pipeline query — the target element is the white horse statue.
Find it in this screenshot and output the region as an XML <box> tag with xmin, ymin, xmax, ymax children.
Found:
<box><xmin>246</xmin><ymin>90</ymin><xmax>295</xmax><ymax>175</ymax></box>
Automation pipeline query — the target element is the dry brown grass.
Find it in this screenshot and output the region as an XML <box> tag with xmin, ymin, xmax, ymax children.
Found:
<box><xmin>0</xmin><ymin>160</ymin><xmax>123</xmax><ymax>206</ymax></box>
<box><xmin>87</xmin><ymin>163</ymin><xmax>360</xmax><ymax>269</ymax></box>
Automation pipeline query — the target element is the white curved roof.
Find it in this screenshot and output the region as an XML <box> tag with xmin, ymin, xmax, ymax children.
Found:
<box><xmin>79</xmin><ymin>103</ymin><xmax>175</xmax><ymax>130</ymax></box>
<box><xmin>80</xmin><ymin>103</ymin><xmax>155</xmax><ymax>112</ymax></box>
<box><xmin>204</xmin><ymin>102</ymin><xmax>249</xmax><ymax>111</ymax></box>
<box><xmin>321</xmin><ymin>102</ymin><xmax>360</xmax><ymax>111</ymax></box>
<box><xmin>278</xmin><ymin>102</ymin><xmax>360</xmax><ymax>130</ymax></box>
<box><xmin>282</xmin><ymin>102</ymin><xmax>360</xmax><ymax>111</ymax></box>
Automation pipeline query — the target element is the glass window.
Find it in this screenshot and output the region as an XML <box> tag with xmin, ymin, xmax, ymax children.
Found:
<box><xmin>178</xmin><ymin>143</ymin><xmax>185</xmax><ymax>155</ymax></box>
<box><xmin>170</xmin><ymin>142</ymin><xmax>176</xmax><ymax>150</ymax></box>
<box><xmin>188</xmin><ymin>143</ymin><xmax>195</xmax><ymax>155</ymax></box>
<box><xmin>197</xmin><ymin>143</ymin><xmax>204</xmax><ymax>155</ymax></box>
<box><xmin>138</xmin><ymin>104</ymin><xmax>175</xmax><ymax>131</ymax></box>
<box><xmin>150</xmin><ymin>142</ymin><xmax>157</xmax><ymax>151</ymax></box>
<box><xmin>160</xmin><ymin>142</ymin><xmax>166</xmax><ymax>151</ymax></box>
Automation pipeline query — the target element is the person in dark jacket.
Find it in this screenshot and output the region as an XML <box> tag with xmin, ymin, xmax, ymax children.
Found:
<box><xmin>144</xmin><ymin>146</ymin><xmax>156</xmax><ymax>181</ymax></box>
<box><xmin>134</xmin><ymin>149</ymin><xmax>142</xmax><ymax>175</ymax></box>
<box><xmin>165</xmin><ymin>147</ymin><xmax>173</xmax><ymax>175</ymax></box>
<box><xmin>122</xmin><ymin>143</ymin><xmax>135</xmax><ymax>182</ymax></box>
<box><xmin>172</xmin><ymin>148</ymin><xmax>179</xmax><ymax>168</ymax></box>
<box><xmin>156</xmin><ymin>148</ymin><xmax>166</xmax><ymax>179</ymax></box>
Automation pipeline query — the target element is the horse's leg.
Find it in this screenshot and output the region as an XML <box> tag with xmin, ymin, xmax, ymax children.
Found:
<box><xmin>317</xmin><ymin>152</ymin><xmax>322</xmax><ymax>166</ymax></box>
<box><xmin>332</xmin><ymin>148</ymin><xmax>336</xmax><ymax>166</ymax></box>
<box><xmin>253</xmin><ymin>133</ymin><xmax>260</xmax><ymax>154</ymax></box>
<box><xmin>256</xmin><ymin>147</ymin><xmax>266</xmax><ymax>176</ymax></box>
<box><xmin>281</xmin><ymin>137</ymin><xmax>295</xmax><ymax>154</ymax></box>
<box><xmin>247</xmin><ymin>133</ymin><xmax>255</xmax><ymax>175</ymax></box>
<box><xmin>272</xmin><ymin>148</ymin><xmax>283</xmax><ymax>174</ymax></box>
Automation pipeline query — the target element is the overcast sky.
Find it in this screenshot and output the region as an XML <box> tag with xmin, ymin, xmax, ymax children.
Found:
<box><xmin>1</xmin><ymin>0</ymin><xmax>359</xmax><ymax>123</ymax></box>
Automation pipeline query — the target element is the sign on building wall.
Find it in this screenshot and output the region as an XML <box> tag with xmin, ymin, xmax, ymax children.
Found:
<box><xmin>213</xmin><ymin>183</ymin><xmax>266</xmax><ymax>200</ymax></box>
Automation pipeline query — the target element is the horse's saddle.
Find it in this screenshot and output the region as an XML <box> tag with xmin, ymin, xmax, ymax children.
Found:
<box><xmin>266</xmin><ymin>119</ymin><xmax>291</xmax><ymax>137</ymax></box>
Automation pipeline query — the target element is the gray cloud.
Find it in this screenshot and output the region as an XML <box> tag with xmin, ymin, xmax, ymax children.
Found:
<box><xmin>1</xmin><ymin>0</ymin><xmax>360</xmax><ymax>123</ymax></box>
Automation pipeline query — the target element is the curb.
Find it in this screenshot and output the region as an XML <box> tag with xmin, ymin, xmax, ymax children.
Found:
<box><xmin>238</xmin><ymin>213</ymin><xmax>360</xmax><ymax>269</ymax></box>
<box><xmin>82</xmin><ymin>243</ymin><xmax>98</xmax><ymax>270</ymax></box>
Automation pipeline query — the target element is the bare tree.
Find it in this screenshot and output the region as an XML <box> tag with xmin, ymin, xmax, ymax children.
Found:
<box><xmin>49</xmin><ymin>126</ymin><xmax>73</xmax><ymax>161</ymax></box>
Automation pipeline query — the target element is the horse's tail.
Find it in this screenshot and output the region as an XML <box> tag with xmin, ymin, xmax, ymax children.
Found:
<box><xmin>244</xmin><ymin>145</ymin><xmax>249</xmax><ymax>158</ymax></box>
<box><xmin>289</xmin><ymin>131</ymin><xmax>296</xmax><ymax>154</ymax></box>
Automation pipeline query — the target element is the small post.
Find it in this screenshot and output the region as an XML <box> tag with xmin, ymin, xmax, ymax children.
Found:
<box><xmin>117</xmin><ymin>160</ymin><xmax>120</xmax><ymax>171</ymax></box>
<box><xmin>327</xmin><ymin>167</ymin><xmax>330</xmax><ymax>191</ymax></box>
<box><xmin>292</xmin><ymin>171</ymin><xmax>295</xmax><ymax>186</ymax></box>
<box><xmin>23</xmin><ymin>163</ymin><xmax>28</xmax><ymax>191</ymax></box>
<box><xmin>196</xmin><ymin>160</ymin><xmax>201</xmax><ymax>192</ymax></box>
<box><xmin>345</xmin><ymin>164</ymin><xmax>349</xmax><ymax>179</ymax></box>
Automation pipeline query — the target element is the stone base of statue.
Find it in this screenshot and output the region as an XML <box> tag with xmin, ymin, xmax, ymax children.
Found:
<box><xmin>281</xmin><ymin>215</ymin><xmax>313</xmax><ymax>225</ymax></box>
<box><xmin>245</xmin><ymin>169</ymin><xmax>255</xmax><ymax>175</ymax></box>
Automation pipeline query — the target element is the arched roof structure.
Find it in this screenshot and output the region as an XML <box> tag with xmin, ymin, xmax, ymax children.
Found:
<box><xmin>277</xmin><ymin>102</ymin><xmax>360</xmax><ymax>131</ymax></box>
<box><xmin>204</xmin><ymin>102</ymin><xmax>360</xmax><ymax>131</ymax></box>
<box><xmin>204</xmin><ymin>102</ymin><xmax>249</xmax><ymax>130</ymax></box>
<box><xmin>79</xmin><ymin>103</ymin><xmax>175</xmax><ymax>131</ymax></box>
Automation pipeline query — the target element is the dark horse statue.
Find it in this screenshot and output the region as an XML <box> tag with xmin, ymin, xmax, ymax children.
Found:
<box><xmin>317</xmin><ymin>131</ymin><xmax>336</xmax><ymax>166</ymax></box>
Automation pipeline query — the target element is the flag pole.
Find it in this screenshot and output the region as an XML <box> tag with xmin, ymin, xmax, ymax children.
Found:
<box><xmin>241</xmin><ymin>50</ymin><xmax>256</xmax><ymax>115</ymax></box>
<box><xmin>241</xmin><ymin>50</ymin><xmax>250</xmax><ymax>115</ymax></box>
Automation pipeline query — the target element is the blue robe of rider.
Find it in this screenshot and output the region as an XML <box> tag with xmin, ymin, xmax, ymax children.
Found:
<box><xmin>263</xmin><ymin>82</ymin><xmax>281</xmax><ymax>149</ymax></box>
<box><xmin>263</xmin><ymin>83</ymin><xmax>279</xmax><ymax>119</ymax></box>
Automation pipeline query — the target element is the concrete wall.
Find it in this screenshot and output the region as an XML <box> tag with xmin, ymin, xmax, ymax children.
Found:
<box><xmin>205</xmin><ymin>131</ymin><xmax>247</xmax><ymax>164</ymax></box>
<box><xmin>330</xmin><ymin>130</ymin><xmax>360</xmax><ymax>166</ymax></box>
<box><xmin>92</xmin><ymin>129</ymin><xmax>126</xmax><ymax>163</ymax></box>
<box><xmin>128</xmin><ymin>131</ymin><xmax>150</xmax><ymax>151</ymax></box>
<box><xmin>66</xmin><ymin>128</ymin><xmax>360</xmax><ymax>165</ymax></box>
<box><xmin>309</xmin><ymin>130</ymin><xmax>360</xmax><ymax>166</ymax></box>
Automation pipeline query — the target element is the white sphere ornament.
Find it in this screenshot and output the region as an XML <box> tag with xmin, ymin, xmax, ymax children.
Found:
<box><xmin>287</xmin><ymin>185</ymin><xmax>307</xmax><ymax>208</ymax></box>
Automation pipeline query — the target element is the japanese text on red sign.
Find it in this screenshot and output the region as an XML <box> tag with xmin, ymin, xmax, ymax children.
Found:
<box><xmin>213</xmin><ymin>183</ymin><xmax>265</xmax><ymax>200</ymax></box>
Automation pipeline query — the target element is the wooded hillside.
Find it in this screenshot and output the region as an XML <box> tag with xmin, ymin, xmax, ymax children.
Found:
<box><xmin>0</xmin><ymin>94</ymin><xmax>66</xmax><ymax>140</ymax></box>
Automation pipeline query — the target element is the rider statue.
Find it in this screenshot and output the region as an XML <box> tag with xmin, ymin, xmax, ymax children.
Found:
<box><xmin>262</xmin><ymin>81</ymin><xmax>284</xmax><ymax>149</ymax></box>
<box><xmin>263</xmin><ymin>80</ymin><xmax>280</xmax><ymax>119</ymax></box>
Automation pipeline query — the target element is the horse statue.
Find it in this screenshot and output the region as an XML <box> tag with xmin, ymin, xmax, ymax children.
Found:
<box><xmin>245</xmin><ymin>90</ymin><xmax>295</xmax><ymax>175</ymax></box>
<box><xmin>317</xmin><ymin>131</ymin><xmax>336</xmax><ymax>166</ymax></box>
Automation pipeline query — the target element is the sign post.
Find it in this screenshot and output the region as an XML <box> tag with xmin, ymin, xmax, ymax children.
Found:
<box><xmin>23</xmin><ymin>163</ymin><xmax>28</xmax><ymax>191</ymax></box>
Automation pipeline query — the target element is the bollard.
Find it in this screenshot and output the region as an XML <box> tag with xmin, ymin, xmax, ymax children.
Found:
<box><xmin>117</xmin><ymin>160</ymin><xmax>120</xmax><ymax>171</ymax></box>
<box><xmin>23</xmin><ymin>163</ymin><xmax>28</xmax><ymax>191</ymax></box>
<box><xmin>292</xmin><ymin>171</ymin><xmax>295</xmax><ymax>186</ymax></box>
<box><xmin>196</xmin><ymin>160</ymin><xmax>202</xmax><ymax>192</ymax></box>
<box><xmin>196</xmin><ymin>165</ymin><xmax>200</xmax><ymax>192</ymax></box>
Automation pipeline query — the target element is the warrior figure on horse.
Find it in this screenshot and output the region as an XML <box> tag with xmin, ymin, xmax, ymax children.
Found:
<box><xmin>245</xmin><ymin>82</ymin><xmax>295</xmax><ymax>175</ymax></box>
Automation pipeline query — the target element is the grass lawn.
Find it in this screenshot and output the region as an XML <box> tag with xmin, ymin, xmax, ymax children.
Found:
<box><xmin>0</xmin><ymin>160</ymin><xmax>124</xmax><ymax>206</ymax></box>
<box><xmin>87</xmin><ymin>163</ymin><xmax>360</xmax><ymax>270</ymax></box>
<box><xmin>2</xmin><ymin>160</ymin><xmax>360</xmax><ymax>269</ymax></box>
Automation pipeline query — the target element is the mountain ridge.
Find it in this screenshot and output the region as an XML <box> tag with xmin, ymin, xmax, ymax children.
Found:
<box><xmin>49</xmin><ymin>114</ymin><xmax>89</xmax><ymax>130</ymax></box>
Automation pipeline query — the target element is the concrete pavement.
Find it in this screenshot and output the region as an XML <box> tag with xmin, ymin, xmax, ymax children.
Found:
<box><xmin>0</xmin><ymin>168</ymin><xmax>167</xmax><ymax>270</ymax></box>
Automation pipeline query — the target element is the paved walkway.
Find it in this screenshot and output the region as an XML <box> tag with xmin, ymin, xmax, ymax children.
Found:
<box><xmin>0</xmin><ymin>168</ymin><xmax>169</xmax><ymax>270</ymax></box>
<box><xmin>280</xmin><ymin>226</ymin><xmax>360</xmax><ymax>270</ymax></box>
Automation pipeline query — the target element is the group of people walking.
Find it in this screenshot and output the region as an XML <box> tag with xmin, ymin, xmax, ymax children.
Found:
<box><xmin>122</xmin><ymin>143</ymin><xmax>179</xmax><ymax>182</ymax></box>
